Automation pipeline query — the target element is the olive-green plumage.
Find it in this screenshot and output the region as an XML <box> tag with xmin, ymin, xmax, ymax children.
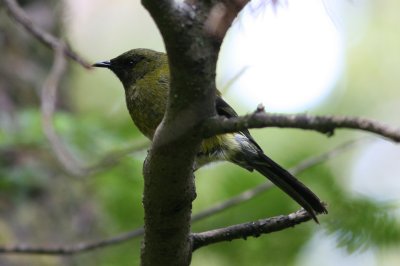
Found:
<box><xmin>93</xmin><ymin>48</ymin><xmax>327</xmax><ymax>222</ymax></box>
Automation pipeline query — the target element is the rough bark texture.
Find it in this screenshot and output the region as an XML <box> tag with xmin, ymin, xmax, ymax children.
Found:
<box><xmin>192</xmin><ymin>209</ymin><xmax>313</xmax><ymax>250</ymax></box>
<box><xmin>203</xmin><ymin>112</ymin><xmax>400</xmax><ymax>142</ymax></box>
<box><xmin>140</xmin><ymin>1</ymin><xmax>227</xmax><ymax>265</ymax></box>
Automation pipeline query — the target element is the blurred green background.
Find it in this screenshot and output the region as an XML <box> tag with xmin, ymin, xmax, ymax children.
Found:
<box><xmin>1</xmin><ymin>0</ymin><xmax>400</xmax><ymax>265</ymax></box>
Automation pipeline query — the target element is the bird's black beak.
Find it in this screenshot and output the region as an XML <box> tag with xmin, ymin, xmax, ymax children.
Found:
<box><xmin>92</xmin><ymin>61</ymin><xmax>111</xmax><ymax>68</ymax></box>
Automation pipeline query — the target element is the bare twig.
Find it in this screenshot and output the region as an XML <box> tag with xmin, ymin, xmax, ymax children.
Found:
<box><xmin>2</xmin><ymin>0</ymin><xmax>91</xmax><ymax>68</ymax></box>
<box><xmin>191</xmin><ymin>138</ymin><xmax>364</xmax><ymax>222</ymax></box>
<box><xmin>204</xmin><ymin>112</ymin><xmax>400</xmax><ymax>142</ymax></box>
<box><xmin>40</xmin><ymin>47</ymin><xmax>84</xmax><ymax>176</ymax></box>
<box><xmin>192</xmin><ymin>208</ymin><xmax>316</xmax><ymax>250</ymax></box>
<box><xmin>84</xmin><ymin>139</ymin><xmax>149</xmax><ymax>176</ymax></box>
<box><xmin>192</xmin><ymin>183</ymin><xmax>272</xmax><ymax>222</ymax></box>
<box><xmin>0</xmin><ymin>228</ymin><xmax>144</xmax><ymax>255</ymax></box>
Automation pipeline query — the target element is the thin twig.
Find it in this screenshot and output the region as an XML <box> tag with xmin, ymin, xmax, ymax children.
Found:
<box><xmin>0</xmin><ymin>139</ymin><xmax>358</xmax><ymax>255</ymax></box>
<box><xmin>0</xmin><ymin>228</ymin><xmax>144</xmax><ymax>255</ymax></box>
<box><xmin>40</xmin><ymin>46</ymin><xmax>84</xmax><ymax>176</ymax></box>
<box><xmin>84</xmin><ymin>139</ymin><xmax>150</xmax><ymax>176</ymax></box>
<box><xmin>192</xmin><ymin>208</ymin><xmax>315</xmax><ymax>250</ymax></box>
<box><xmin>289</xmin><ymin>137</ymin><xmax>369</xmax><ymax>173</ymax></box>
<box><xmin>2</xmin><ymin>0</ymin><xmax>91</xmax><ymax>68</ymax></box>
<box><xmin>204</xmin><ymin>112</ymin><xmax>400</xmax><ymax>142</ymax></box>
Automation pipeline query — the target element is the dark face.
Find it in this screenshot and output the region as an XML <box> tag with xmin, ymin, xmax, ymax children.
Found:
<box><xmin>93</xmin><ymin>49</ymin><xmax>161</xmax><ymax>89</ymax></box>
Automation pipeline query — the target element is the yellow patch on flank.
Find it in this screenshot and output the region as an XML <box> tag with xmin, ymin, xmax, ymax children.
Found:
<box><xmin>200</xmin><ymin>133</ymin><xmax>241</xmax><ymax>154</ymax></box>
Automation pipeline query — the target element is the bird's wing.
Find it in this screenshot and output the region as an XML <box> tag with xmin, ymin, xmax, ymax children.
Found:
<box><xmin>215</xmin><ymin>95</ymin><xmax>262</xmax><ymax>151</ymax></box>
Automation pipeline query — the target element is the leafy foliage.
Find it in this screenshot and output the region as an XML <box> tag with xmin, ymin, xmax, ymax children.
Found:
<box><xmin>324</xmin><ymin>189</ymin><xmax>400</xmax><ymax>252</ymax></box>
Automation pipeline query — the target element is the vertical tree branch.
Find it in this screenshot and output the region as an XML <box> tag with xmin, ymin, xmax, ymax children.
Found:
<box><xmin>139</xmin><ymin>0</ymin><xmax>246</xmax><ymax>265</ymax></box>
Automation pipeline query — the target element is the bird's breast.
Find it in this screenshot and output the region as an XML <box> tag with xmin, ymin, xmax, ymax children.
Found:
<box><xmin>125</xmin><ymin>86</ymin><xmax>166</xmax><ymax>139</ymax></box>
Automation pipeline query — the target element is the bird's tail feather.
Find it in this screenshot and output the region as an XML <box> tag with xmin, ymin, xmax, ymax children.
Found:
<box><xmin>252</xmin><ymin>154</ymin><xmax>327</xmax><ymax>222</ymax></box>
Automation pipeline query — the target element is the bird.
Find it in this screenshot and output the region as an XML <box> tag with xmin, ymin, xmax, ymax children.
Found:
<box><xmin>93</xmin><ymin>48</ymin><xmax>327</xmax><ymax>222</ymax></box>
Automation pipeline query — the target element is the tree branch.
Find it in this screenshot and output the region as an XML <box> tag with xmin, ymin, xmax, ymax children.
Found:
<box><xmin>0</xmin><ymin>228</ymin><xmax>144</xmax><ymax>255</ymax></box>
<box><xmin>2</xmin><ymin>0</ymin><xmax>91</xmax><ymax>68</ymax></box>
<box><xmin>191</xmin><ymin>208</ymin><xmax>316</xmax><ymax>251</ymax></box>
<box><xmin>83</xmin><ymin>139</ymin><xmax>149</xmax><ymax>176</ymax></box>
<box><xmin>140</xmin><ymin>1</ymin><xmax>226</xmax><ymax>264</ymax></box>
<box><xmin>40</xmin><ymin>46</ymin><xmax>84</xmax><ymax>177</ymax></box>
<box><xmin>203</xmin><ymin>110</ymin><xmax>400</xmax><ymax>142</ymax></box>
<box><xmin>204</xmin><ymin>0</ymin><xmax>249</xmax><ymax>40</ymax></box>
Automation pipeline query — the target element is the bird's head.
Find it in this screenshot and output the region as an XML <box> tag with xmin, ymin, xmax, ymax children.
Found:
<box><xmin>93</xmin><ymin>48</ymin><xmax>164</xmax><ymax>89</ymax></box>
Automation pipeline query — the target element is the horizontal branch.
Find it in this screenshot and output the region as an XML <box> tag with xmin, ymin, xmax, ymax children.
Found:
<box><xmin>192</xmin><ymin>208</ymin><xmax>317</xmax><ymax>251</ymax></box>
<box><xmin>203</xmin><ymin>111</ymin><xmax>400</xmax><ymax>142</ymax></box>
<box><xmin>0</xmin><ymin>210</ymin><xmax>315</xmax><ymax>255</ymax></box>
<box><xmin>2</xmin><ymin>0</ymin><xmax>91</xmax><ymax>68</ymax></box>
<box><xmin>0</xmin><ymin>228</ymin><xmax>144</xmax><ymax>255</ymax></box>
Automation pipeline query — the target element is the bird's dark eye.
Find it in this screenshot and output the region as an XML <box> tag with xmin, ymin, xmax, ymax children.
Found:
<box><xmin>126</xmin><ymin>55</ymin><xmax>145</xmax><ymax>67</ymax></box>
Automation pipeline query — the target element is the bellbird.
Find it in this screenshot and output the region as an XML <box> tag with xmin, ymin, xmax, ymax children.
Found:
<box><xmin>93</xmin><ymin>49</ymin><xmax>327</xmax><ymax>221</ymax></box>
